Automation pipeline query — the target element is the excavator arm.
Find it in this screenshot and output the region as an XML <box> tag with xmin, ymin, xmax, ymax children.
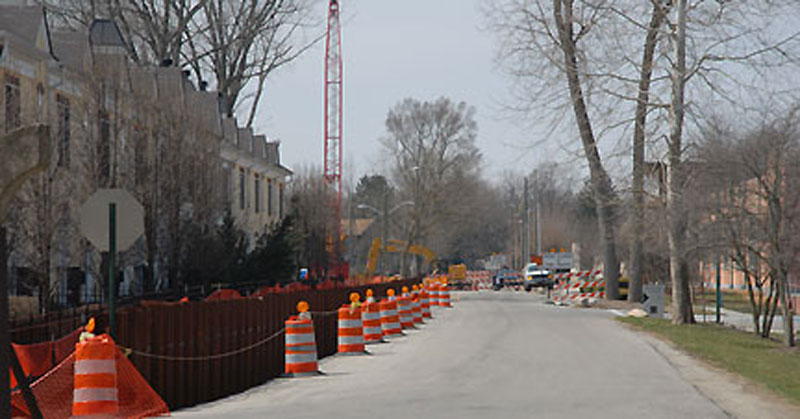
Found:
<box><xmin>364</xmin><ymin>238</ymin><xmax>435</xmax><ymax>275</ymax></box>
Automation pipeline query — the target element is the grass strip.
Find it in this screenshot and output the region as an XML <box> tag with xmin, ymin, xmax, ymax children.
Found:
<box><xmin>618</xmin><ymin>316</ymin><xmax>800</xmax><ymax>405</ymax></box>
<box><xmin>666</xmin><ymin>288</ymin><xmax>755</xmax><ymax>314</ymax></box>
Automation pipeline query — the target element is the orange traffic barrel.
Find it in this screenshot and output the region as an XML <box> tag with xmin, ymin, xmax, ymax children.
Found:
<box><xmin>420</xmin><ymin>288</ymin><xmax>432</xmax><ymax>319</ymax></box>
<box><xmin>439</xmin><ymin>283</ymin><xmax>452</xmax><ymax>307</ymax></box>
<box><xmin>73</xmin><ymin>334</ymin><xmax>118</xmax><ymax>416</ymax></box>
<box><xmin>362</xmin><ymin>301</ymin><xmax>385</xmax><ymax>344</ymax></box>
<box><xmin>379</xmin><ymin>299</ymin><xmax>403</xmax><ymax>339</ymax></box>
<box><xmin>285</xmin><ymin>316</ymin><xmax>319</xmax><ymax>376</ymax></box>
<box><xmin>397</xmin><ymin>296</ymin><xmax>415</xmax><ymax>329</ymax></box>
<box><xmin>411</xmin><ymin>296</ymin><xmax>423</xmax><ymax>324</ymax></box>
<box><xmin>428</xmin><ymin>283</ymin><xmax>440</xmax><ymax>307</ymax></box>
<box><xmin>338</xmin><ymin>305</ymin><xmax>366</xmax><ymax>354</ymax></box>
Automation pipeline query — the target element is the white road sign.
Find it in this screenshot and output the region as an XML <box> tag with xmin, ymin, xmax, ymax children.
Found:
<box><xmin>642</xmin><ymin>284</ymin><xmax>665</xmax><ymax>318</ymax></box>
<box><xmin>543</xmin><ymin>251</ymin><xmax>573</xmax><ymax>271</ymax></box>
<box><xmin>80</xmin><ymin>188</ymin><xmax>144</xmax><ymax>251</ymax></box>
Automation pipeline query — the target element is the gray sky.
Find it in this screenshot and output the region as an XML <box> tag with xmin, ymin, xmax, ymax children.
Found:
<box><xmin>253</xmin><ymin>0</ymin><xmax>560</xmax><ymax>184</ymax></box>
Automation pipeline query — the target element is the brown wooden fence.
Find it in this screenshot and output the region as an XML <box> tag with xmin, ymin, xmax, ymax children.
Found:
<box><xmin>12</xmin><ymin>280</ymin><xmax>417</xmax><ymax>411</ymax></box>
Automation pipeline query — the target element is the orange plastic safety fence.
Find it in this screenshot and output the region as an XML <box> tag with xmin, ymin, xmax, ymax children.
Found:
<box><xmin>204</xmin><ymin>289</ymin><xmax>243</xmax><ymax>301</ymax></box>
<box><xmin>11</xmin><ymin>348</ymin><xmax>170</xmax><ymax>418</ymax></box>
<box><xmin>9</xmin><ymin>328</ymin><xmax>82</xmax><ymax>392</ymax></box>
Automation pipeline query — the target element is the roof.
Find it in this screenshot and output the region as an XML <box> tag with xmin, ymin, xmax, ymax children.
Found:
<box><xmin>88</xmin><ymin>19</ymin><xmax>126</xmax><ymax>48</ymax></box>
<box><xmin>0</xmin><ymin>5</ymin><xmax>44</xmax><ymax>48</ymax></box>
<box><xmin>0</xmin><ymin>5</ymin><xmax>52</xmax><ymax>60</ymax></box>
<box><xmin>50</xmin><ymin>30</ymin><xmax>88</xmax><ymax>71</ymax></box>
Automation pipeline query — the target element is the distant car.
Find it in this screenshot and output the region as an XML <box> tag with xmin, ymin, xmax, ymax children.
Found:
<box><xmin>523</xmin><ymin>263</ymin><xmax>551</xmax><ymax>291</ymax></box>
<box><xmin>492</xmin><ymin>268</ymin><xmax>517</xmax><ymax>291</ymax></box>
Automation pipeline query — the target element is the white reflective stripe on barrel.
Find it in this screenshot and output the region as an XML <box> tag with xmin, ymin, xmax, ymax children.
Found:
<box><xmin>74</xmin><ymin>360</ymin><xmax>116</xmax><ymax>375</ymax></box>
<box><xmin>287</xmin><ymin>343</ymin><xmax>316</xmax><ymax>352</ymax></box>
<box><xmin>363</xmin><ymin>312</ymin><xmax>380</xmax><ymax>320</ymax></box>
<box><xmin>73</xmin><ymin>388</ymin><xmax>118</xmax><ymax>403</ymax></box>
<box><xmin>286</xmin><ymin>352</ymin><xmax>318</xmax><ymax>364</ymax></box>
<box><xmin>380</xmin><ymin>309</ymin><xmax>397</xmax><ymax>318</ymax></box>
<box><xmin>338</xmin><ymin>319</ymin><xmax>362</xmax><ymax>329</ymax></box>
<box><xmin>338</xmin><ymin>335</ymin><xmax>365</xmax><ymax>345</ymax></box>
<box><xmin>286</xmin><ymin>333</ymin><xmax>315</xmax><ymax>345</ymax></box>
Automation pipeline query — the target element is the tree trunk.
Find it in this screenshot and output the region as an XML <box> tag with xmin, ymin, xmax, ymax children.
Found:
<box><xmin>667</xmin><ymin>0</ymin><xmax>694</xmax><ymax>324</ymax></box>
<box><xmin>745</xmin><ymin>271</ymin><xmax>762</xmax><ymax>336</ymax></box>
<box><xmin>553</xmin><ymin>0</ymin><xmax>619</xmax><ymax>298</ymax></box>
<box><xmin>778</xmin><ymin>271</ymin><xmax>795</xmax><ymax>346</ymax></box>
<box><xmin>630</xmin><ymin>1</ymin><xmax>665</xmax><ymax>303</ymax></box>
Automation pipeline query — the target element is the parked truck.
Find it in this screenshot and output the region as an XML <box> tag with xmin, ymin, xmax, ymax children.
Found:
<box><xmin>447</xmin><ymin>264</ymin><xmax>468</xmax><ymax>290</ymax></box>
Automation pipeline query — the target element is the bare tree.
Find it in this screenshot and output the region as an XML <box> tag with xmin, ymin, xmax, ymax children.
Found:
<box><xmin>43</xmin><ymin>0</ymin><xmax>319</xmax><ymax>126</ymax></box>
<box><xmin>697</xmin><ymin>115</ymin><xmax>800</xmax><ymax>346</ymax></box>
<box><xmin>185</xmin><ymin>0</ymin><xmax>317</xmax><ymax>125</ymax></box>
<box><xmin>288</xmin><ymin>165</ymin><xmax>337</xmax><ymax>279</ymax></box>
<box><xmin>488</xmin><ymin>0</ymin><xmax>626</xmax><ymax>298</ymax></box>
<box><xmin>380</xmin><ymin>97</ymin><xmax>481</xmax><ymax>276</ymax></box>
<box><xmin>664</xmin><ymin>0</ymin><xmax>694</xmax><ymax>324</ymax></box>
<box><xmin>629</xmin><ymin>0</ymin><xmax>668</xmax><ymax>304</ymax></box>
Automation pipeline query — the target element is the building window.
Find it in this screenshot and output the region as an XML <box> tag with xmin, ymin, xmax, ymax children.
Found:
<box><xmin>56</xmin><ymin>94</ymin><xmax>70</xmax><ymax>167</ymax></box>
<box><xmin>279</xmin><ymin>183</ymin><xmax>284</xmax><ymax>218</ymax></box>
<box><xmin>239</xmin><ymin>169</ymin><xmax>246</xmax><ymax>211</ymax></box>
<box><xmin>36</xmin><ymin>84</ymin><xmax>45</xmax><ymax>122</ymax></box>
<box><xmin>267</xmin><ymin>179</ymin><xmax>273</xmax><ymax>216</ymax></box>
<box><xmin>4</xmin><ymin>75</ymin><xmax>20</xmax><ymax>132</ymax></box>
<box><xmin>254</xmin><ymin>175</ymin><xmax>261</xmax><ymax>213</ymax></box>
<box><xmin>98</xmin><ymin>110</ymin><xmax>111</xmax><ymax>184</ymax></box>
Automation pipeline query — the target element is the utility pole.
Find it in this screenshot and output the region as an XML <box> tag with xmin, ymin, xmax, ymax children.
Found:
<box><xmin>536</xmin><ymin>194</ymin><xmax>542</xmax><ymax>256</ymax></box>
<box><xmin>381</xmin><ymin>191</ymin><xmax>389</xmax><ymax>275</ymax></box>
<box><xmin>522</xmin><ymin>177</ymin><xmax>530</xmax><ymax>266</ymax></box>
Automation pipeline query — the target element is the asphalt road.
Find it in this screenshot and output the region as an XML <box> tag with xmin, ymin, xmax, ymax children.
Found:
<box><xmin>175</xmin><ymin>292</ymin><xmax>727</xmax><ymax>419</ymax></box>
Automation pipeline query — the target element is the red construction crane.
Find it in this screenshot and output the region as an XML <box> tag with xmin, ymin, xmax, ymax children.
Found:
<box><xmin>324</xmin><ymin>0</ymin><xmax>345</xmax><ymax>278</ymax></box>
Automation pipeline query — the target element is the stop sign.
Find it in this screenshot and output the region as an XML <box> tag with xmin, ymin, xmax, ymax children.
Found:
<box><xmin>80</xmin><ymin>189</ymin><xmax>144</xmax><ymax>251</ymax></box>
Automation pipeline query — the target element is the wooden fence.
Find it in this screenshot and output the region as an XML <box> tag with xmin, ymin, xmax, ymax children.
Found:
<box><xmin>12</xmin><ymin>280</ymin><xmax>418</xmax><ymax>410</ymax></box>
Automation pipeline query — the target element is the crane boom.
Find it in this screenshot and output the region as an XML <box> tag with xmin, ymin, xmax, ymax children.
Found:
<box><xmin>324</xmin><ymin>0</ymin><xmax>344</xmax><ymax>275</ymax></box>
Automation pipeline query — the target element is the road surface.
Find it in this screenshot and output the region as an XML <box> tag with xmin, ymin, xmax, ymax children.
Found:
<box><xmin>175</xmin><ymin>292</ymin><xmax>728</xmax><ymax>419</ymax></box>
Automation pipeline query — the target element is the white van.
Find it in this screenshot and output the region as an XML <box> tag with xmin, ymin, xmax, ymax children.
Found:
<box><xmin>523</xmin><ymin>263</ymin><xmax>551</xmax><ymax>292</ymax></box>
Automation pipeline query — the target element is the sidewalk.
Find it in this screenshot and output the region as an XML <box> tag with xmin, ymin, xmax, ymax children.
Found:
<box><xmin>694</xmin><ymin>307</ymin><xmax>800</xmax><ymax>336</ymax></box>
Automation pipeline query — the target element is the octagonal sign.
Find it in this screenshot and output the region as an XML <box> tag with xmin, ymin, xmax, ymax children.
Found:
<box><xmin>80</xmin><ymin>188</ymin><xmax>144</xmax><ymax>251</ymax></box>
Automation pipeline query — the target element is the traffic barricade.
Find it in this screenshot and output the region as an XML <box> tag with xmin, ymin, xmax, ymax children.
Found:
<box><xmin>338</xmin><ymin>305</ymin><xmax>367</xmax><ymax>355</ymax></box>
<box><xmin>73</xmin><ymin>335</ymin><xmax>118</xmax><ymax>416</ymax></box>
<box><xmin>285</xmin><ymin>315</ymin><xmax>320</xmax><ymax>377</ymax></box>
<box><xmin>438</xmin><ymin>284</ymin><xmax>451</xmax><ymax>307</ymax></box>
<box><xmin>397</xmin><ymin>296</ymin><xmax>415</xmax><ymax>329</ymax></box>
<box><xmin>362</xmin><ymin>301</ymin><xmax>385</xmax><ymax>344</ymax></box>
<box><xmin>379</xmin><ymin>299</ymin><xmax>403</xmax><ymax>339</ymax></box>
<box><xmin>420</xmin><ymin>288</ymin><xmax>432</xmax><ymax>319</ymax></box>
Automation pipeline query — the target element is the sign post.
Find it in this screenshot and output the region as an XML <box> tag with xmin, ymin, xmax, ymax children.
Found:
<box><xmin>80</xmin><ymin>189</ymin><xmax>144</xmax><ymax>339</ymax></box>
<box><xmin>108</xmin><ymin>203</ymin><xmax>117</xmax><ymax>338</ymax></box>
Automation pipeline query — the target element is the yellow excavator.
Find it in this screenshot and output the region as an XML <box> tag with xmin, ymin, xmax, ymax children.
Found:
<box><xmin>365</xmin><ymin>238</ymin><xmax>435</xmax><ymax>275</ymax></box>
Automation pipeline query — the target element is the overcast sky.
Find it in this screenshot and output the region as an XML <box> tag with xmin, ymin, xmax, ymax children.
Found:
<box><xmin>252</xmin><ymin>0</ymin><xmax>563</xmax><ymax>185</ymax></box>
